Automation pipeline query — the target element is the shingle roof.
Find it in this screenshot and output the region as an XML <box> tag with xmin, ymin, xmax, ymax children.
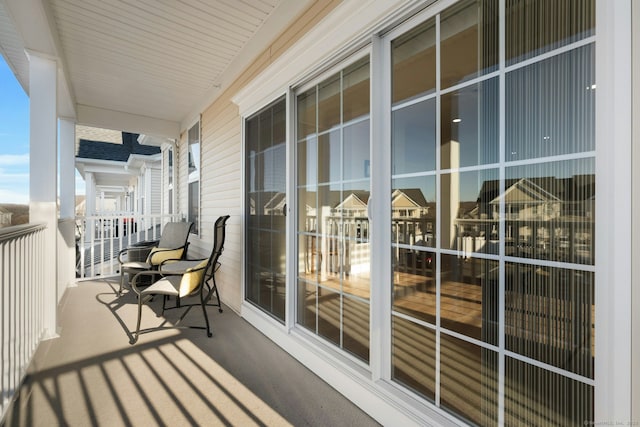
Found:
<box><xmin>76</xmin><ymin>132</ymin><xmax>160</xmax><ymax>162</ymax></box>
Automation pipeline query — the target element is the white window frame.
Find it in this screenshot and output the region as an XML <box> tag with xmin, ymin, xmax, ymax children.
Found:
<box><xmin>187</xmin><ymin>119</ymin><xmax>201</xmax><ymax>235</ymax></box>
<box><xmin>233</xmin><ymin>0</ymin><xmax>635</xmax><ymax>424</ymax></box>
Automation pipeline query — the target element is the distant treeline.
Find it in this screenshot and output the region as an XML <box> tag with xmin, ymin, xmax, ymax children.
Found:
<box><xmin>0</xmin><ymin>204</ymin><xmax>29</xmax><ymax>225</ymax></box>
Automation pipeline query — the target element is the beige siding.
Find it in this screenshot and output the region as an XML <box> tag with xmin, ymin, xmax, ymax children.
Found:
<box><xmin>188</xmin><ymin>0</ymin><xmax>342</xmax><ymax>313</ymax></box>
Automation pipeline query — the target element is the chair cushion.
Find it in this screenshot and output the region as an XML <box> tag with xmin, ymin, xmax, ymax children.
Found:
<box><xmin>122</xmin><ymin>261</ymin><xmax>151</xmax><ymax>270</ymax></box>
<box><xmin>141</xmin><ymin>275</ymin><xmax>181</xmax><ymax>297</ymax></box>
<box><xmin>179</xmin><ymin>259</ymin><xmax>208</xmax><ymax>297</ymax></box>
<box><xmin>148</xmin><ymin>247</ymin><xmax>184</xmax><ymax>265</ymax></box>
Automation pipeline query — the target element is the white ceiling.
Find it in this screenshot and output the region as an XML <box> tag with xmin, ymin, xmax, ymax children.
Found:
<box><xmin>0</xmin><ymin>0</ymin><xmax>312</xmax><ymax>137</ymax></box>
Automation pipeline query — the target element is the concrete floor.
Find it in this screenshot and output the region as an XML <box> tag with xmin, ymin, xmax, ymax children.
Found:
<box><xmin>2</xmin><ymin>277</ymin><xmax>379</xmax><ymax>427</ymax></box>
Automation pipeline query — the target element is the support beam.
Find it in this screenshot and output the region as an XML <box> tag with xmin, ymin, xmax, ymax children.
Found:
<box><xmin>28</xmin><ymin>50</ymin><xmax>58</xmax><ymax>339</ymax></box>
<box><xmin>76</xmin><ymin>104</ymin><xmax>180</xmax><ymax>140</ymax></box>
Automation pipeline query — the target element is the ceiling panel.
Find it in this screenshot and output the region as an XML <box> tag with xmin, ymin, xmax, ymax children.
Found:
<box><xmin>48</xmin><ymin>0</ymin><xmax>287</xmax><ymax>124</ymax></box>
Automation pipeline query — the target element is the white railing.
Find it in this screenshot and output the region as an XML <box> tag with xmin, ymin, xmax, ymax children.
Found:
<box><xmin>75</xmin><ymin>214</ymin><xmax>184</xmax><ymax>279</ymax></box>
<box><xmin>0</xmin><ymin>223</ymin><xmax>47</xmax><ymax>419</ymax></box>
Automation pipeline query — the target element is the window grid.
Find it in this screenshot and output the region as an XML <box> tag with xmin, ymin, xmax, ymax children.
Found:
<box><xmin>389</xmin><ymin>1</ymin><xmax>595</xmax><ymax>425</ymax></box>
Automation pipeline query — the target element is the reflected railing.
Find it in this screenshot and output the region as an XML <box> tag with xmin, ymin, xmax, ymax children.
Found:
<box><xmin>75</xmin><ymin>213</ymin><xmax>184</xmax><ymax>279</ymax></box>
<box><xmin>0</xmin><ymin>224</ymin><xmax>47</xmax><ymax>420</ymax></box>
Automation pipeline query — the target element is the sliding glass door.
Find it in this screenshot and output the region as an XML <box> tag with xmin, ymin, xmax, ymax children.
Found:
<box><xmin>245</xmin><ymin>97</ymin><xmax>287</xmax><ymax>322</ymax></box>
<box><xmin>296</xmin><ymin>56</ymin><xmax>371</xmax><ymax>363</ymax></box>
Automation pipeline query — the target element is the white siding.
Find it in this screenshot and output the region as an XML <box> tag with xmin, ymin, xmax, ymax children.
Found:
<box><xmin>150</xmin><ymin>167</ymin><xmax>161</xmax><ymax>215</ymax></box>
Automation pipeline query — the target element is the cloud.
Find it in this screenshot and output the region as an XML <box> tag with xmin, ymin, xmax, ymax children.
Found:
<box><xmin>0</xmin><ymin>153</ymin><xmax>29</xmax><ymax>166</ymax></box>
<box><xmin>0</xmin><ymin>188</ymin><xmax>28</xmax><ymax>204</ymax></box>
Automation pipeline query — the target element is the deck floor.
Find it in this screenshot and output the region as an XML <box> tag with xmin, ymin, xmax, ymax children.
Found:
<box><xmin>3</xmin><ymin>277</ymin><xmax>379</xmax><ymax>427</ymax></box>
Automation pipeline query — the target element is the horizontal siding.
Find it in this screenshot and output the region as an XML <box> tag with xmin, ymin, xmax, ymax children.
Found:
<box><xmin>191</xmin><ymin>0</ymin><xmax>342</xmax><ymax>312</ymax></box>
<box><xmin>151</xmin><ymin>168</ymin><xmax>161</xmax><ymax>214</ymax></box>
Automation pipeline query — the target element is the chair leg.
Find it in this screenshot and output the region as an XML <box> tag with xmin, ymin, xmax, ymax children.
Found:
<box><xmin>201</xmin><ymin>289</ymin><xmax>212</xmax><ymax>338</ymax></box>
<box><xmin>130</xmin><ymin>296</ymin><xmax>144</xmax><ymax>344</ymax></box>
<box><xmin>119</xmin><ymin>269</ymin><xmax>125</xmax><ymax>295</ymax></box>
<box><xmin>212</xmin><ymin>276</ymin><xmax>223</xmax><ymax>313</ymax></box>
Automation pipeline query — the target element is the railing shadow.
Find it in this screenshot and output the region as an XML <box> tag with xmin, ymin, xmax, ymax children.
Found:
<box><xmin>4</xmin><ymin>278</ymin><xmax>376</xmax><ymax>427</ymax></box>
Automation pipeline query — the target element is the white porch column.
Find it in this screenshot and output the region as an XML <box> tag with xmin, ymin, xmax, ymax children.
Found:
<box><xmin>28</xmin><ymin>51</ymin><xmax>58</xmax><ymax>339</ymax></box>
<box><xmin>58</xmin><ymin>118</ymin><xmax>77</xmax><ymax>295</ymax></box>
<box><xmin>59</xmin><ymin>119</ymin><xmax>76</xmax><ymax>219</ymax></box>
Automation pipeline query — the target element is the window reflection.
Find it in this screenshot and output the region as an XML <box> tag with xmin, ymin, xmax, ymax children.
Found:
<box><xmin>392</xmin><ymin>99</ymin><xmax>436</xmax><ymax>175</ymax></box>
<box><xmin>440</xmin><ymin>0</ymin><xmax>499</xmax><ymax>89</ymax></box>
<box><xmin>245</xmin><ymin>98</ymin><xmax>287</xmax><ymax>322</ymax></box>
<box><xmin>392</xmin><ymin>18</ymin><xmax>436</xmax><ymax>104</ymax></box>
<box><xmin>297</xmin><ymin>56</ymin><xmax>371</xmax><ymax>363</ymax></box>
<box><xmin>442</xmin><ymin>169</ymin><xmax>500</xmax><ymax>254</ymax></box>
<box><xmin>506</xmin><ymin>44</ymin><xmax>595</xmax><ymax>161</ymax></box>
<box><xmin>441</xmin><ymin>78</ymin><xmax>499</xmax><ymax>169</ymax></box>
<box><xmin>506</xmin><ymin>0</ymin><xmax>595</xmax><ymax>65</ymax></box>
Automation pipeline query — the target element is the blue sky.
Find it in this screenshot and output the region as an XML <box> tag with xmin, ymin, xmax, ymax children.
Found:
<box><xmin>0</xmin><ymin>55</ymin><xmax>30</xmax><ymax>204</ymax></box>
<box><xmin>1</xmin><ymin>55</ymin><xmax>85</xmax><ymax>205</ymax></box>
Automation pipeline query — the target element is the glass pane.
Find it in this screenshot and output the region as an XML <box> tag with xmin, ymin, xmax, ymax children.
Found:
<box><xmin>317</xmin><ymin>286</ymin><xmax>340</xmax><ymax>346</ymax></box>
<box><xmin>441</xmin><ymin>78</ymin><xmax>499</xmax><ymax>169</ymax></box>
<box><xmin>297</xmin><ymin>88</ymin><xmax>316</xmax><ymax>139</ymax></box>
<box><xmin>506</xmin><ymin>44</ymin><xmax>595</xmax><ymax>161</ymax></box>
<box><xmin>506</xmin><ymin>263</ymin><xmax>594</xmax><ymax>378</ymax></box>
<box><xmin>245</xmin><ymin>98</ymin><xmax>287</xmax><ymax>323</ymax></box>
<box><xmin>298</xmin><ymin>233</ymin><xmax>319</xmax><ymax>279</ymax></box>
<box><xmin>297</xmin><ymin>136</ymin><xmax>317</xmax><ymax>187</ymax></box>
<box><xmin>506</xmin><ymin>0</ymin><xmax>595</xmax><ymax>65</ymax></box>
<box><xmin>392</xmin><ymin>315</ymin><xmax>436</xmax><ymax>401</ymax></box>
<box><xmin>392</xmin><ymin>98</ymin><xmax>436</xmax><ymax>175</ymax></box>
<box><xmin>343</xmin><ymin>58</ymin><xmax>370</xmax><ymax>122</ymax></box>
<box><xmin>392</xmin><ymin>18</ymin><xmax>436</xmax><ymax>104</ymax></box>
<box><xmin>318</xmin><ymin>184</ymin><xmax>342</xmax><ymax>237</ymax></box>
<box><xmin>297</xmin><ymin>280</ymin><xmax>317</xmax><ymax>332</ymax></box>
<box><xmin>273</xmin><ymin>100</ymin><xmax>286</xmax><ymax>144</ymax></box>
<box><xmin>440</xmin><ymin>254</ymin><xmax>499</xmax><ymax>344</ymax></box>
<box><xmin>392</xmin><ymin>176</ymin><xmax>436</xmax><ymax>249</ymax></box>
<box><xmin>440</xmin><ymin>334</ymin><xmax>498</xmax><ymax>425</ymax></box>
<box><xmin>298</xmin><ymin>187</ymin><xmax>317</xmax><ymax>234</ymax></box>
<box><xmin>343</xmin><ymin>120</ymin><xmax>370</xmax><ymax>181</ymax></box>
<box><xmin>441</xmin><ymin>168</ymin><xmax>499</xmax><ymax>254</ymax></box>
<box><xmin>318</xmin><ymin>130</ymin><xmax>340</xmax><ymax>184</ymax></box>
<box><xmin>343</xmin><ymin>296</ymin><xmax>369</xmax><ymax>362</ymax></box>
<box><xmin>505</xmin><ymin>159</ymin><xmax>594</xmax><ymax>264</ymax></box>
<box><xmin>318</xmin><ymin>73</ymin><xmax>341</xmax><ymax>132</ymax></box>
<box><xmin>392</xmin><ymin>247</ymin><xmax>436</xmax><ymax>324</ymax></box>
<box><xmin>505</xmin><ymin>357</ymin><xmax>593</xmax><ymax>425</ymax></box>
<box><xmin>440</xmin><ymin>0</ymin><xmax>499</xmax><ymax>90</ymax></box>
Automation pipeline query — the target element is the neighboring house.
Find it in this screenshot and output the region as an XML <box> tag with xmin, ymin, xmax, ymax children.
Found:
<box><xmin>0</xmin><ymin>206</ymin><xmax>12</xmax><ymax>228</ymax></box>
<box><xmin>1</xmin><ymin>1</ymin><xmax>638</xmax><ymax>426</ymax></box>
<box><xmin>75</xmin><ymin>130</ymin><xmax>162</xmax><ymax>218</ymax></box>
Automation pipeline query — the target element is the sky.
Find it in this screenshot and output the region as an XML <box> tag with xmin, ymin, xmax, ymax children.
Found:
<box><xmin>0</xmin><ymin>55</ymin><xmax>30</xmax><ymax>204</ymax></box>
<box><xmin>0</xmin><ymin>55</ymin><xmax>85</xmax><ymax>205</ymax></box>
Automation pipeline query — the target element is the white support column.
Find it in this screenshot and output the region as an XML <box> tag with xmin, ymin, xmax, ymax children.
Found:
<box><xmin>57</xmin><ymin>118</ymin><xmax>77</xmax><ymax>295</ymax></box>
<box><xmin>28</xmin><ymin>51</ymin><xmax>59</xmax><ymax>339</ymax></box>
<box><xmin>59</xmin><ymin>119</ymin><xmax>76</xmax><ymax>219</ymax></box>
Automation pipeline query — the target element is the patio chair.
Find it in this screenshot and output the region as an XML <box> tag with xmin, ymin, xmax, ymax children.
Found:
<box><xmin>117</xmin><ymin>221</ymin><xmax>194</xmax><ymax>295</ymax></box>
<box><xmin>128</xmin><ymin>215</ymin><xmax>230</xmax><ymax>344</ymax></box>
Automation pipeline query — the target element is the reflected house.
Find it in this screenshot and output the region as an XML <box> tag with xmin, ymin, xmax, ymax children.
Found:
<box><xmin>455</xmin><ymin>175</ymin><xmax>595</xmax><ymax>264</ymax></box>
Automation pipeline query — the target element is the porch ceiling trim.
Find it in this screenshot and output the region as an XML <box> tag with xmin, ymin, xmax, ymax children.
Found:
<box><xmin>76</xmin><ymin>104</ymin><xmax>180</xmax><ymax>140</ymax></box>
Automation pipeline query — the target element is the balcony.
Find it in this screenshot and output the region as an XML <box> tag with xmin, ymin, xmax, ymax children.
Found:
<box><xmin>1</xmin><ymin>224</ymin><xmax>377</xmax><ymax>426</ymax></box>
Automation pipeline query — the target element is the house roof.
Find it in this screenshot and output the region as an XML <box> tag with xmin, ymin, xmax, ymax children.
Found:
<box><xmin>77</xmin><ymin>132</ymin><xmax>160</xmax><ymax>162</ymax></box>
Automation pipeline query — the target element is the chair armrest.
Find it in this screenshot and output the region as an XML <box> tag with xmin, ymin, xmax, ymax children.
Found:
<box><xmin>118</xmin><ymin>240</ymin><xmax>160</xmax><ymax>264</ymax></box>
<box><xmin>130</xmin><ymin>270</ymin><xmax>163</xmax><ymax>295</ymax></box>
<box><xmin>159</xmin><ymin>258</ymin><xmax>207</xmax><ymax>274</ymax></box>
